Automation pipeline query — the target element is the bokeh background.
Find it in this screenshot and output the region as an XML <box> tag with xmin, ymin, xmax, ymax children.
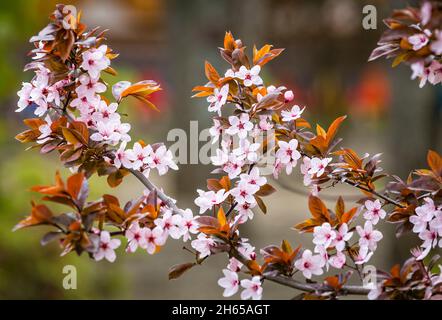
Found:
<box><xmin>0</xmin><ymin>0</ymin><xmax>441</xmax><ymax>299</ymax></box>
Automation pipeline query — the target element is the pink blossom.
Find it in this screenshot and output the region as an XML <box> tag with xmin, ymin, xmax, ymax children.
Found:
<box><xmin>144</xmin><ymin>226</ymin><xmax>167</xmax><ymax>254</ymax></box>
<box><xmin>71</xmin><ymin>94</ymin><xmax>100</xmax><ymax>113</ymax></box>
<box><xmin>258</xmin><ymin>115</ymin><xmax>273</xmax><ymax>131</ymax></box>
<box><xmin>300</xmin><ymin>157</ymin><xmax>313</xmax><ymax>186</ymax></box>
<box><xmin>112</xmin><ymin>142</ymin><xmax>132</xmax><ymax>169</ymax></box>
<box><xmin>147</xmin><ymin>145</ymin><xmax>178</xmax><ymax>175</ymax></box>
<box><xmin>16</xmin><ymin>82</ymin><xmax>33</xmax><ymax>112</ymax></box>
<box><xmin>313</xmin><ymin>222</ymin><xmax>336</xmax><ymax>248</ymax></box>
<box><xmin>209</xmin><ymin>119</ymin><xmax>223</xmax><ymax>143</ymax></box>
<box><xmin>217</xmin><ymin>269</ymin><xmax>240</xmax><ymax>297</ymax></box>
<box><xmin>94</xmin><ymin>231</ymin><xmax>121</xmax><ymax>262</ymax></box>
<box><xmin>227</xmin><ymin>257</ymin><xmax>243</xmax><ymax>272</ymax></box>
<box><xmin>276</xmin><ymin>139</ymin><xmax>301</xmax><ymax>175</ymax></box>
<box><xmin>281</xmin><ymin>105</ymin><xmax>305</xmax><ymax>122</ymax></box>
<box><xmin>408</xmin><ymin>33</ymin><xmax>429</xmax><ymax>51</ymax></box>
<box><xmin>294</xmin><ymin>249</ymin><xmax>325</xmax><ymax>279</ymax></box>
<box><xmin>240</xmin><ymin>276</ymin><xmax>263</xmax><ymax>300</ymax></box>
<box><xmin>231</xmin><ymin>182</ymin><xmax>257</xmax><ymax>205</ymax></box>
<box><xmin>81</xmin><ymin>45</ymin><xmax>110</xmax><ymax>79</ymax></box>
<box><xmin>191</xmin><ymin>233</ymin><xmax>215</xmax><ymax>258</ymax></box>
<box><xmin>207</xmin><ymin>84</ymin><xmax>229</xmax><ymax>115</ymax></box>
<box><xmin>357</xmin><ymin>221</ymin><xmax>383</xmax><ymax>251</ymax></box>
<box><xmin>329</xmin><ymin>251</ymin><xmax>346</xmax><ymax>269</ymax></box>
<box><xmin>194</xmin><ymin>189</ymin><xmax>229</xmax><ymax>214</ymax></box>
<box><xmin>177</xmin><ymin>209</ymin><xmax>199</xmax><ymax>242</ymax></box>
<box><xmin>308</xmin><ymin>157</ymin><xmax>332</xmax><ymax>177</ymax></box>
<box><xmin>37</xmin><ymin>116</ymin><xmax>53</xmax><ymax>144</ymax></box>
<box><xmin>226</xmin><ymin>113</ymin><xmax>253</xmax><ymax>139</ymax></box>
<box><xmin>363</xmin><ymin>199</ymin><xmax>386</xmax><ymax>225</ymax></box>
<box><xmin>76</xmin><ymin>73</ymin><xmax>106</xmax><ymax>100</ymax></box>
<box><xmin>154</xmin><ymin>210</ymin><xmax>182</xmax><ymax>239</ymax></box>
<box><xmin>428</xmin><ymin>60</ymin><xmax>442</xmax><ymax>85</ymax></box>
<box><xmin>233</xmin><ymin>139</ymin><xmax>260</xmax><ymax>163</ymax></box>
<box><xmin>284</xmin><ymin>90</ymin><xmax>294</xmax><ymax>103</ymax></box>
<box><xmin>332</xmin><ymin>223</ymin><xmax>353</xmax><ymax>252</ymax></box>
<box><xmin>126</xmin><ymin>142</ymin><xmax>152</xmax><ymax>171</ymax></box>
<box><xmin>431</xmin><ymin>30</ymin><xmax>442</xmax><ymax>55</ymax></box>
<box><xmin>90</xmin><ymin>120</ymin><xmax>122</xmax><ymax>145</ymax></box>
<box><xmin>354</xmin><ymin>246</ymin><xmax>373</xmax><ymax>265</ymax></box>
<box><xmin>238</xmin><ymin>241</ymin><xmax>256</xmax><ymax>260</ymax></box>
<box><xmin>239</xmin><ymin>167</ymin><xmax>266</xmax><ymax>190</ymax></box>
<box><xmin>236</xmin><ymin>202</ymin><xmax>256</xmax><ymax>222</ymax></box>
<box><xmin>235</xmin><ymin>65</ymin><xmax>263</xmax><ymax>87</ymax></box>
<box><xmin>91</xmin><ymin>101</ymin><xmax>121</xmax><ymax>123</ymax></box>
<box><xmin>125</xmin><ymin>223</ymin><xmax>147</xmax><ymax>253</ymax></box>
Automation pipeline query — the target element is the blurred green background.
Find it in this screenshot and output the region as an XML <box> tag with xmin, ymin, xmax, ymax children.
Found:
<box><xmin>0</xmin><ymin>0</ymin><xmax>441</xmax><ymax>299</ymax></box>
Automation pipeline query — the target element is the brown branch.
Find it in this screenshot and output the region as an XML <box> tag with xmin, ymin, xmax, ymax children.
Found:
<box><xmin>229</xmin><ymin>246</ymin><xmax>370</xmax><ymax>296</ymax></box>
<box><xmin>343</xmin><ymin>179</ymin><xmax>405</xmax><ymax>208</ymax></box>
<box><xmin>128</xmin><ymin>168</ymin><xmax>186</xmax><ymax>215</ymax></box>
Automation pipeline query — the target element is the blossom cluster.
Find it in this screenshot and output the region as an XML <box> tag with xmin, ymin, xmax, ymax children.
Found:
<box><xmin>409</xmin><ymin>197</ymin><xmax>442</xmax><ymax>260</ymax></box>
<box><xmin>370</xmin><ymin>1</ymin><xmax>442</xmax><ymax>87</ymax></box>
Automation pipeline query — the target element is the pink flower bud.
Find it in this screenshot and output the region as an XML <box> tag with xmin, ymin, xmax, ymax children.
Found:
<box><xmin>284</xmin><ymin>90</ymin><xmax>294</xmax><ymax>103</ymax></box>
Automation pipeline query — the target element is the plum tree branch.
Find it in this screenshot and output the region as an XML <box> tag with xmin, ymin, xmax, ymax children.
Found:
<box><xmin>229</xmin><ymin>245</ymin><xmax>370</xmax><ymax>296</ymax></box>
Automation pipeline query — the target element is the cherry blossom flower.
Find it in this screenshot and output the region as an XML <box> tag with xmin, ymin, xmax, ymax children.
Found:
<box><xmin>431</xmin><ymin>30</ymin><xmax>442</xmax><ymax>55</ymax></box>
<box><xmin>125</xmin><ymin>223</ymin><xmax>147</xmax><ymax>253</ymax></box>
<box><xmin>191</xmin><ymin>233</ymin><xmax>215</xmax><ymax>258</ymax></box>
<box><xmin>194</xmin><ymin>189</ymin><xmax>229</xmax><ymax>214</ymax></box>
<box><xmin>238</xmin><ymin>241</ymin><xmax>256</xmax><ymax>260</ymax></box>
<box><xmin>258</xmin><ymin>115</ymin><xmax>273</xmax><ymax>131</ymax></box>
<box><xmin>177</xmin><ymin>209</ymin><xmax>199</xmax><ymax>242</ymax></box>
<box><xmin>308</xmin><ymin>157</ymin><xmax>332</xmax><ymax>177</ymax></box>
<box><xmin>16</xmin><ymin>82</ymin><xmax>33</xmax><ymax>112</ymax></box>
<box><xmin>209</xmin><ymin>119</ymin><xmax>223</xmax><ymax>143</ymax></box>
<box><xmin>217</xmin><ymin>269</ymin><xmax>240</xmax><ymax>297</ymax></box>
<box><xmin>276</xmin><ymin>139</ymin><xmax>301</xmax><ymax>174</ymax></box>
<box><xmin>357</xmin><ymin>221</ymin><xmax>383</xmax><ymax>251</ymax></box>
<box><xmin>112</xmin><ymin>142</ymin><xmax>132</xmax><ymax>169</ymax></box>
<box><xmin>76</xmin><ymin>73</ymin><xmax>106</xmax><ymax>99</ymax></box>
<box><xmin>300</xmin><ymin>157</ymin><xmax>313</xmax><ymax>186</ymax></box>
<box><xmin>240</xmin><ymin>276</ymin><xmax>263</xmax><ymax>300</ymax></box>
<box><xmin>313</xmin><ymin>223</ymin><xmax>336</xmax><ymax>248</ymax></box>
<box><xmin>147</xmin><ymin>145</ymin><xmax>178</xmax><ymax>175</ymax></box>
<box><xmin>329</xmin><ymin>251</ymin><xmax>346</xmax><ymax>269</ymax></box>
<box><xmin>236</xmin><ymin>202</ymin><xmax>256</xmax><ymax>222</ymax></box>
<box><xmin>331</xmin><ymin>223</ymin><xmax>353</xmax><ymax>252</ymax></box>
<box><xmin>126</xmin><ymin>142</ymin><xmax>152</xmax><ymax>171</ymax></box>
<box><xmin>354</xmin><ymin>246</ymin><xmax>373</xmax><ymax>265</ymax></box>
<box><xmin>235</xmin><ymin>65</ymin><xmax>263</xmax><ymax>87</ymax></box>
<box><xmin>408</xmin><ymin>33</ymin><xmax>430</xmax><ymax>51</ymax></box>
<box><xmin>81</xmin><ymin>45</ymin><xmax>110</xmax><ymax>79</ymax></box>
<box><xmin>37</xmin><ymin>116</ymin><xmax>53</xmax><ymax>144</ymax></box>
<box><xmin>428</xmin><ymin>60</ymin><xmax>442</xmax><ymax>85</ymax></box>
<box><xmin>240</xmin><ymin>167</ymin><xmax>266</xmax><ymax>188</ymax></box>
<box><xmin>90</xmin><ymin>120</ymin><xmax>122</xmax><ymax>145</ymax></box>
<box><xmin>363</xmin><ymin>199</ymin><xmax>386</xmax><ymax>225</ymax></box>
<box><xmin>231</xmin><ymin>182</ymin><xmax>257</xmax><ymax>205</ymax></box>
<box><xmin>281</xmin><ymin>105</ymin><xmax>305</xmax><ymax>122</ymax></box>
<box><xmin>416</xmin><ymin>228</ymin><xmax>439</xmax><ymax>260</ymax></box>
<box><xmin>94</xmin><ymin>231</ymin><xmax>121</xmax><ymax>262</ymax></box>
<box><xmin>144</xmin><ymin>226</ymin><xmax>167</xmax><ymax>255</ymax></box>
<box><xmin>225</xmin><ymin>113</ymin><xmax>253</xmax><ymax>139</ymax></box>
<box><xmin>91</xmin><ymin>101</ymin><xmax>121</xmax><ymax>123</ymax></box>
<box><xmin>233</xmin><ymin>139</ymin><xmax>260</xmax><ymax>163</ymax></box>
<box><xmin>222</xmin><ymin>154</ymin><xmax>245</xmax><ymax>179</ymax></box>
<box><xmin>294</xmin><ymin>249</ymin><xmax>325</xmax><ymax>279</ymax></box>
<box><xmin>284</xmin><ymin>90</ymin><xmax>294</xmax><ymax>103</ymax></box>
<box><xmin>227</xmin><ymin>257</ymin><xmax>243</xmax><ymax>272</ymax></box>
<box><xmin>71</xmin><ymin>94</ymin><xmax>100</xmax><ymax>114</ymax></box>
<box><xmin>154</xmin><ymin>210</ymin><xmax>182</xmax><ymax>239</ymax></box>
<box><xmin>207</xmin><ymin>84</ymin><xmax>229</xmax><ymax>115</ymax></box>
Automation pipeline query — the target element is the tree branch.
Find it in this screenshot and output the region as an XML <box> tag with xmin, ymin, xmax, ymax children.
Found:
<box><xmin>229</xmin><ymin>246</ymin><xmax>370</xmax><ymax>296</ymax></box>
<box><xmin>128</xmin><ymin>168</ymin><xmax>186</xmax><ymax>215</ymax></box>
